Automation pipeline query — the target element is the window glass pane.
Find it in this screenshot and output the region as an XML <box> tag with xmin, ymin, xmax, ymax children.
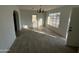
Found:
<box><xmin>47</xmin><ymin>12</ymin><xmax>60</xmax><ymax>28</ymax></box>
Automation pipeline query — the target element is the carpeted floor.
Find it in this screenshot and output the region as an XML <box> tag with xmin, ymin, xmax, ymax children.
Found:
<box><xmin>8</xmin><ymin>29</ymin><xmax>77</xmax><ymax>53</ymax></box>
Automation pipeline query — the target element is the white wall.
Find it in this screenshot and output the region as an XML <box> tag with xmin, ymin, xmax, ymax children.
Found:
<box><xmin>20</xmin><ymin>10</ymin><xmax>34</xmax><ymax>28</ymax></box>
<box><xmin>46</xmin><ymin>6</ymin><xmax>71</xmax><ymax>38</ymax></box>
<box><xmin>20</xmin><ymin>10</ymin><xmax>46</xmax><ymax>28</ymax></box>
<box><xmin>0</xmin><ymin>6</ymin><xmax>21</xmax><ymax>52</ymax></box>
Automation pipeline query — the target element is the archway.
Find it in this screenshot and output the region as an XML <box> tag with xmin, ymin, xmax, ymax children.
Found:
<box><xmin>13</xmin><ymin>10</ymin><xmax>20</xmax><ymax>36</ymax></box>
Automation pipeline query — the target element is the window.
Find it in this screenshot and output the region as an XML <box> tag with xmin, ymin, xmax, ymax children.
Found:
<box><xmin>32</xmin><ymin>15</ymin><xmax>37</xmax><ymax>28</ymax></box>
<box><xmin>47</xmin><ymin>12</ymin><xmax>60</xmax><ymax>28</ymax></box>
<box><xmin>38</xmin><ymin>18</ymin><xmax>43</xmax><ymax>27</ymax></box>
<box><xmin>32</xmin><ymin>15</ymin><xmax>37</xmax><ymax>22</ymax></box>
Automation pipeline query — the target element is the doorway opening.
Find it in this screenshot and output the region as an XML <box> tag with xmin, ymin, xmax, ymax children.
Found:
<box><xmin>13</xmin><ymin>10</ymin><xmax>20</xmax><ymax>36</ymax></box>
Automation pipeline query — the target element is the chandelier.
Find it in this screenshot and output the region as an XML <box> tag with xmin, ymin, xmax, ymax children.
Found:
<box><xmin>37</xmin><ymin>5</ymin><xmax>46</xmax><ymax>13</ymax></box>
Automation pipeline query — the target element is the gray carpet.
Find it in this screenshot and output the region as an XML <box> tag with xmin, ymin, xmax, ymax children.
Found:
<box><xmin>8</xmin><ymin>29</ymin><xmax>77</xmax><ymax>53</ymax></box>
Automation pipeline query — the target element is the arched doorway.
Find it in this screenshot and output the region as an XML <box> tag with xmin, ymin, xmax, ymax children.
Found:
<box><xmin>13</xmin><ymin>10</ymin><xmax>20</xmax><ymax>36</ymax></box>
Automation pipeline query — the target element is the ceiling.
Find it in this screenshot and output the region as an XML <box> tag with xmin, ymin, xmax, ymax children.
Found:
<box><xmin>18</xmin><ymin>5</ymin><xmax>64</xmax><ymax>11</ymax></box>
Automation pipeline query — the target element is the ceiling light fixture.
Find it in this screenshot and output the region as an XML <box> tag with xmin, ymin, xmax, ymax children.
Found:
<box><xmin>37</xmin><ymin>5</ymin><xmax>46</xmax><ymax>13</ymax></box>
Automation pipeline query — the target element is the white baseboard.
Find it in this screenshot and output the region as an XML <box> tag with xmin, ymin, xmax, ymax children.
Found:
<box><xmin>0</xmin><ymin>49</ymin><xmax>8</xmax><ymax>53</ymax></box>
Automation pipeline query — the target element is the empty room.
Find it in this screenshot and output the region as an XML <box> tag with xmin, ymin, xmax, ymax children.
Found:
<box><xmin>0</xmin><ymin>5</ymin><xmax>79</xmax><ymax>53</ymax></box>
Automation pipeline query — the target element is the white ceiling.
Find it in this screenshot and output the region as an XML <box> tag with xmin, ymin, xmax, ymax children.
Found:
<box><xmin>18</xmin><ymin>5</ymin><xmax>64</xmax><ymax>11</ymax></box>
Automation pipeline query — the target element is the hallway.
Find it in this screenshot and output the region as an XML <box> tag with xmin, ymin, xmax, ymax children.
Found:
<box><xmin>8</xmin><ymin>29</ymin><xmax>77</xmax><ymax>53</ymax></box>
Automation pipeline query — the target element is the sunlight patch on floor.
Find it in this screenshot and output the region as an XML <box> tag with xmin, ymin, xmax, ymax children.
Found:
<box><xmin>32</xmin><ymin>29</ymin><xmax>57</xmax><ymax>38</ymax></box>
<box><xmin>23</xmin><ymin>25</ymin><xmax>29</xmax><ymax>29</ymax></box>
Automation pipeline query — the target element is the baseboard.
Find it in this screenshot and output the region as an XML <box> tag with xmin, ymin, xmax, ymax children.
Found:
<box><xmin>0</xmin><ymin>49</ymin><xmax>8</xmax><ymax>53</ymax></box>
